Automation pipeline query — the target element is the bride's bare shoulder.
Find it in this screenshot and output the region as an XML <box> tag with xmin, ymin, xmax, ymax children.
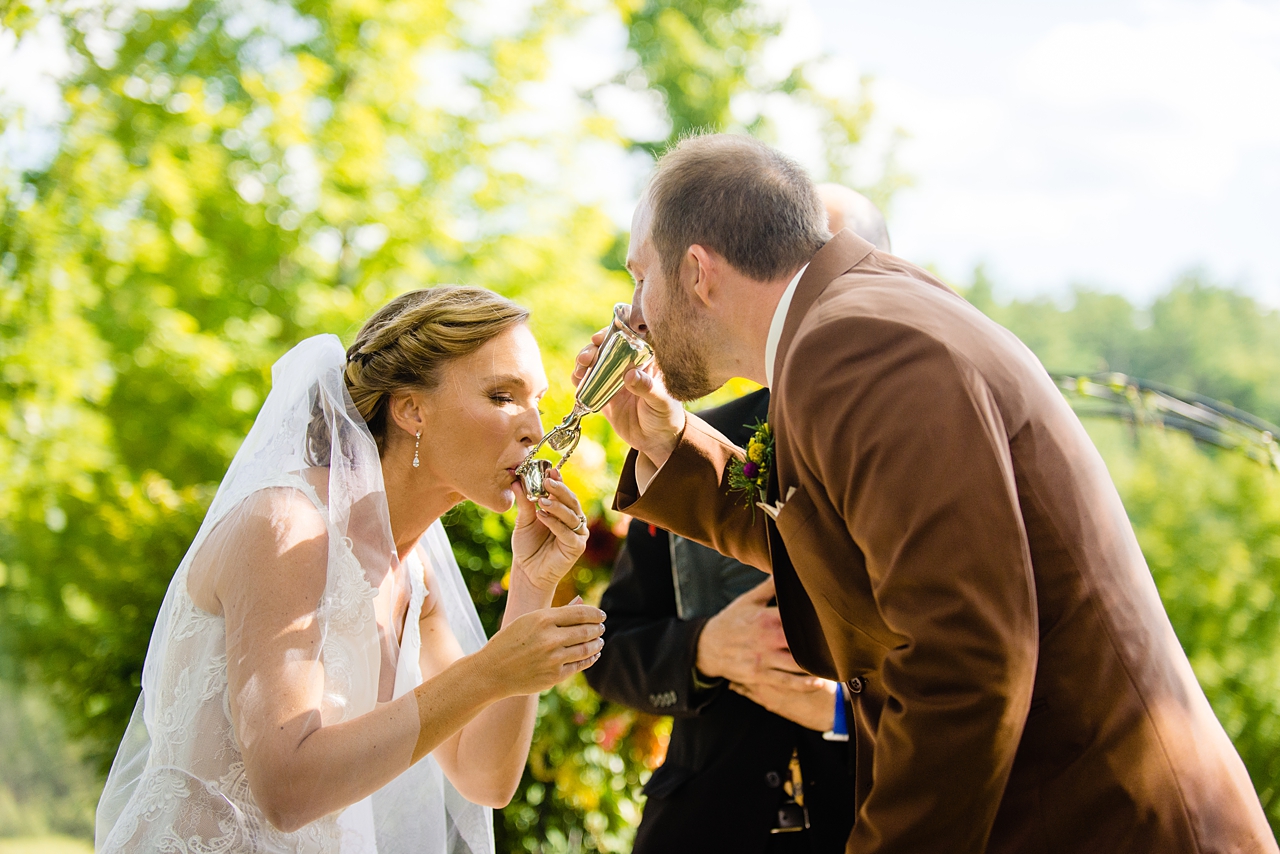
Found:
<box><xmin>188</xmin><ymin>480</ymin><xmax>330</xmax><ymax>615</ymax></box>
<box><xmin>216</xmin><ymin>479</ymin><xmax>330</xmax><ymax>550</ymax></box>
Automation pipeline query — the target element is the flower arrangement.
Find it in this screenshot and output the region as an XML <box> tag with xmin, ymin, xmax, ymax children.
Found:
<box><xmin>728</xmin><ymin>419</ymin><xmax>774</xmax><ymax>511</ymax></box>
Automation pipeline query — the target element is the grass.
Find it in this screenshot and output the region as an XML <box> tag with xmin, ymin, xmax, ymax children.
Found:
<box><xmin>0</xmin><ymin>837</ymin><xmax>94</xmax><ymax>854</ymax></box>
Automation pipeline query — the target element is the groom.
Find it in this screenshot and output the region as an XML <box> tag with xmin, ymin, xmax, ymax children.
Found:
<box><xmin>582</xmin><ymin>133</ymin><xmax>1275</xmax><ymax>852</ymax></box>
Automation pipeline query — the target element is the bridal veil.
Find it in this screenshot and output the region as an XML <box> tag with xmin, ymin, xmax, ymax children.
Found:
<box><xmin>95</xmin><ymin>334</ymin><xmax>495</xmax><ymax>854</ymax></box>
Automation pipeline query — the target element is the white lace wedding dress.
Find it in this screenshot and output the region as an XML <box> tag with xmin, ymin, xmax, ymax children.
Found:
<box><xmin>95</xmin><ymin>336</ymin><xmax>495</xmax><ymax>854</ymax></box>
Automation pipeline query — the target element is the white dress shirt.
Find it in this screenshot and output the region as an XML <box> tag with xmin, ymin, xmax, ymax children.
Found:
<box><xmin>765</xmin><ymin>264</ymin><xmax>808</xmax><ymax>387</ymax></box>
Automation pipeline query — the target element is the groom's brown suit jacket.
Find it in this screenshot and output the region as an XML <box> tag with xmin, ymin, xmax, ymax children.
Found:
<box><xmin>614</xmin><ymin>230</ymin><xmax>1276</xmax><ymax>853</ymax></box>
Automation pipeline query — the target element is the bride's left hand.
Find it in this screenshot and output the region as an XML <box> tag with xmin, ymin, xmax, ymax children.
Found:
<box><xmin>511</xmin><ymin>469</ymin><xmax>588</xmax><ymax>593</ymax></box>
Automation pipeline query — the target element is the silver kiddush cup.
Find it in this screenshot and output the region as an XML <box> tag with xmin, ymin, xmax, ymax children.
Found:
<box><xmin>516</xmin><ymin>303</ymin><xmax>654</xmax><ymax>500</ymax></box>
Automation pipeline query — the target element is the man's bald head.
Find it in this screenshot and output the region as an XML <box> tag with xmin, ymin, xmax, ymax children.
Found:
<box><xmin>817</xmin><ymin>184</ymin><xmax>891</xmax><ymax>253</ymax></box>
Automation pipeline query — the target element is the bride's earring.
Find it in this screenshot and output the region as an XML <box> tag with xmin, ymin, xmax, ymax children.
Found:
<box><xmin>412</xmin><ymin>431</ymin><xmax>421</xmax><ymax>469</ymax></box>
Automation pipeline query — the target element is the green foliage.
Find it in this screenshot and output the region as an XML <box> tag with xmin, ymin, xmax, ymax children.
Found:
<box><xmin>0</xmin><ymin>2</ymin><xmax>42</xmax><ymax>37</ymax></box>
<box><xmin>502</xmin><ymin>677</ymin><xmax>668</xmax><ymax>853</ymax></box>
<box><xmin>968</xmin><ymin>271</ymin><xmax>1280</xmax><ymax>425</ymax></box>
<box><xmin>0</xmin><ymin>839</ymin><xmax>92</xmax><ymax>854</ymax></box>
<box><xmin>0</xmin><ymin>681</ymin><xmax>99</xmax><ymax>839</ymax></box>
<box><xmin>443</xmin><ymin>501</ymin><xmax>517</xmax><ymax>637</ymax></box>
<box><xmin>1</xmin><ymin>0</ymin><xmax>623</xmax><ymax>761</ymax></box>
<box><xmin>620</xmin><ymin>0</ymin><xmax>777</xmax><ymax>147</ymax></box>
<box><xmin>617</xmin><ymin>0</ymin><xmax>879</xmax><ymax>193</ymax></box>
<box><xmin>1137</xmin><ymin>439</ymin><xmax>1280</xmax><ymax>824</ymax></box>
<box><xmin>0</xmin><ymin>474</ymin><xmax>207</xmax><ymax>770</ymax></box>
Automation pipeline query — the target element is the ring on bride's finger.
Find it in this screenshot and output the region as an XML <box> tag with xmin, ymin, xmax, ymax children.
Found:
<box><xmin>572</xmin><ymin>514</ymin><xmax>587</xmax><ymax>535</ymax></box>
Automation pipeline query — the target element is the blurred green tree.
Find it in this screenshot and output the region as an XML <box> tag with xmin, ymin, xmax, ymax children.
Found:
<box><xmin>617</xmin><ymin>0</ymin><xmax>882</xmax><ymax>189</ymax></box>
<box><xmin>969</xmin><ymin>273</ymin><xmax>1280</xmax><ymax>425</ymax></box>
<box><xmin>0</xmin><ymin>0</ymin><xmax>622</xmax><ymax>763</ymax></box>
<box><xmin>0</xmin><ymin>681</ymin><xmax>99</xmax><ymax>839</ymax></box>
<box><xmin>1</xmin><ymin>0</ymin><xmax>632</xmax><ymax>843</ymax></box>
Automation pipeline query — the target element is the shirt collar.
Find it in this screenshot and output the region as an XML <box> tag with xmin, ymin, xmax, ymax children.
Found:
<box><xmin>765</xmin><ymin>264</ymin><xmax>808</xmax><ymax>387</ymax></box>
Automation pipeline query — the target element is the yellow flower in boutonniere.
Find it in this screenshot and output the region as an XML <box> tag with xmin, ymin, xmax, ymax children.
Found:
<box><xmin>728</xmin><ymin>419</ymin><xmax>773</xmax><ymax>513</ymax></box>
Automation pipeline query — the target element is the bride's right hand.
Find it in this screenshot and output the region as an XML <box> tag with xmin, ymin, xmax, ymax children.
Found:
<box><xmin>510</xmin><ymin>469</ymin><xmax>588</xmax><ymax>593</ymax></box>
<box><xmin>480</xmin><ymin>601</ymin><xmax>606</xmax><ymax>697</ymax></box>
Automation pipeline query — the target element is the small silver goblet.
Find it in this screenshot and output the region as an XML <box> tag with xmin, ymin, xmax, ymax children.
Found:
<box><xmin>515</xmin><ymin>303</ymin><xmax>653</xmax><ymax>500</ymax></box>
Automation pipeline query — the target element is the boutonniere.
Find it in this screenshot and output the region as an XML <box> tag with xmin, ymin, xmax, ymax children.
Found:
<box><xmin>728</xmin><ymin>419</ymin><xmax>774</xmax><ymax>513</ymax></box>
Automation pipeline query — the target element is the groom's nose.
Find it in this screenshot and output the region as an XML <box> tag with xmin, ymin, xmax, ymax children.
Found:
<box><xmin>629</xmin><ymin>292</ymin><xmax>648</xmax><ymax>337</ymax></box>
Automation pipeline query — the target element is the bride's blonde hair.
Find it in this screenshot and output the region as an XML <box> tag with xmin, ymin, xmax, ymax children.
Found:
<box><xmin>342</xmin><ymin>286</ymin><xmax>530</xmax><ymax>453</ymax></box>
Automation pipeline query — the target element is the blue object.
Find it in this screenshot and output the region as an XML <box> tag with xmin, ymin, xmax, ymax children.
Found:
<box><xmin>823</xmin><ymin>682</ymin><xmax>850</xmax><ymax>742</ymax></box>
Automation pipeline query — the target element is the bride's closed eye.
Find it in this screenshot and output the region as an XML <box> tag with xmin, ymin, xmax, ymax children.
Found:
<box><xmin>489</xmin><ymin>393</ymin><xmax>543</xmax><ymax>417</ymax></box>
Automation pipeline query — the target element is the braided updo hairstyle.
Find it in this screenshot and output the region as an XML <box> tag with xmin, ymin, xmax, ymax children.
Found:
<box><xmin>339</xmin><ymin>286</ymin><xmax>531</xmax><ymax>455</ymax></box>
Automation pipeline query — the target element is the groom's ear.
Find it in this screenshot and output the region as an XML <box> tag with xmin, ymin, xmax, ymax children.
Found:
<box><xmin>687</xmin><ymin>244</ymin><xmax>718</xmax><ymax>309</ymax></box>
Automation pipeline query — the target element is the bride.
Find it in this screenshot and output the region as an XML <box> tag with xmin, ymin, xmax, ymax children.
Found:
<box><xmin>95</xmin><ymin>286</ymin><xmax>606</xmax><ymax>854</ymax></box>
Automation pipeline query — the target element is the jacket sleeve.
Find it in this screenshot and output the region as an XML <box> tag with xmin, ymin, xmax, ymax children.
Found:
<box><xmin>613</xmin><ymin>415</ymin><xmax>772</xmax><ymax>573</ymax></box>
<box><xmin>584</xmin><ymin>520</ymin><xmax>725</xmax><ymax>717</ymax></box>
<box><xmin>783</xmin><ymin>314</ymin><xmax>1039</xmax><ymax>854</ymax></box>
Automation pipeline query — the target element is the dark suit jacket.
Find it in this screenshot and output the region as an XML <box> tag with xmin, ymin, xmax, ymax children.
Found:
<box><xmin>615</xmin><ymin>230</ymin><xmax>1276</xmax><ymax>853</ymax></box>
<box><xmin>587</xmin><ymin>390</ymin><xmax>856</xmax><ymax>854</ymax></box>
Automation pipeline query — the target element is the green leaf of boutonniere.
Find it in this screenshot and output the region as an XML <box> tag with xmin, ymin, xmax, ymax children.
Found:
<box><xmin>728</xmin><ymin>418</ymin><xmax>773</xmax><ymax>513</ymax></box>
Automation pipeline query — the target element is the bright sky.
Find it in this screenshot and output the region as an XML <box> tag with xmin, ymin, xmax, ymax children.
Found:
<box><xmin>801</xmin><ymin>0</ymin><xmax>1280</xmax><ymax>305</ymax></box>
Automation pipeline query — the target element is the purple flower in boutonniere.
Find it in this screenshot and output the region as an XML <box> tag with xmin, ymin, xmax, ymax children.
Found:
<box><xmin>728</xmin><ymin>419</ymin><xmax>773</xmax><ymax>513</ymax></box>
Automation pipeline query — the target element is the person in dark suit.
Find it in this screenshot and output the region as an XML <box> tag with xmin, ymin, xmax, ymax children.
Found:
<box><xmin>585</xmin><ymin>189</ymin><xmax>894</xmax><ymax>854</ymax></box>
<box><xmin>587</xmin><ymin>388</ymin><xmax>853</xmax><ymax>854</ymax></box>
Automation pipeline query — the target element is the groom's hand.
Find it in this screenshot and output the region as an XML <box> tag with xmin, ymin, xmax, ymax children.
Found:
<box><xmin>574</xmin><ymin>329</ymin><xmax>685</xmax><ymax>472</ymax></box>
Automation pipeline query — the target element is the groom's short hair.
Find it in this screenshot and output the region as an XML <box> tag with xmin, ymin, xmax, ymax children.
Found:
<box><xmin>646</xmin><ymin>133</ymin><xmax>830</xmax><ymax>284</ymax></box>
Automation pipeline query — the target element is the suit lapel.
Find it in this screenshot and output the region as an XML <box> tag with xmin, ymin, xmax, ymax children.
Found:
<box><xmin>764</xmin><ymin>455</ymin><xmax>839</xmax><ymax>678</ymax></box>
<box><xmin>767</xmin><ymin>516</ymin><xmax>839</xmax><ymax>678</ymax></box>
<box><xmin>763</xmin><ymin>229</ymin><xmax>874</xmax><ymax>681</ymax></box>
<box><xmin>767</xmin><ymin>228</ymin><xmax>875</xmax><ymax>428</ymax></box>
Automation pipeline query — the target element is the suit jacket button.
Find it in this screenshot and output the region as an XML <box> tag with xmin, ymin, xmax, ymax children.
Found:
<box><xmin>765</xmin><ymin>771</ymin><xmax>782</xmax><ymax>788</ymax></box>
<box><xmin>847</xmin><ymin>677</ymin><xmax>864</xmax><ymax>694</ymax></box>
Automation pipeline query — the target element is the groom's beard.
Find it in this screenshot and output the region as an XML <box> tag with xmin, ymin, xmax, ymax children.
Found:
<box><xmin>648</xmin><ymin>293</ymin><xmax>719</xmax><ymax>402</ymax></box>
